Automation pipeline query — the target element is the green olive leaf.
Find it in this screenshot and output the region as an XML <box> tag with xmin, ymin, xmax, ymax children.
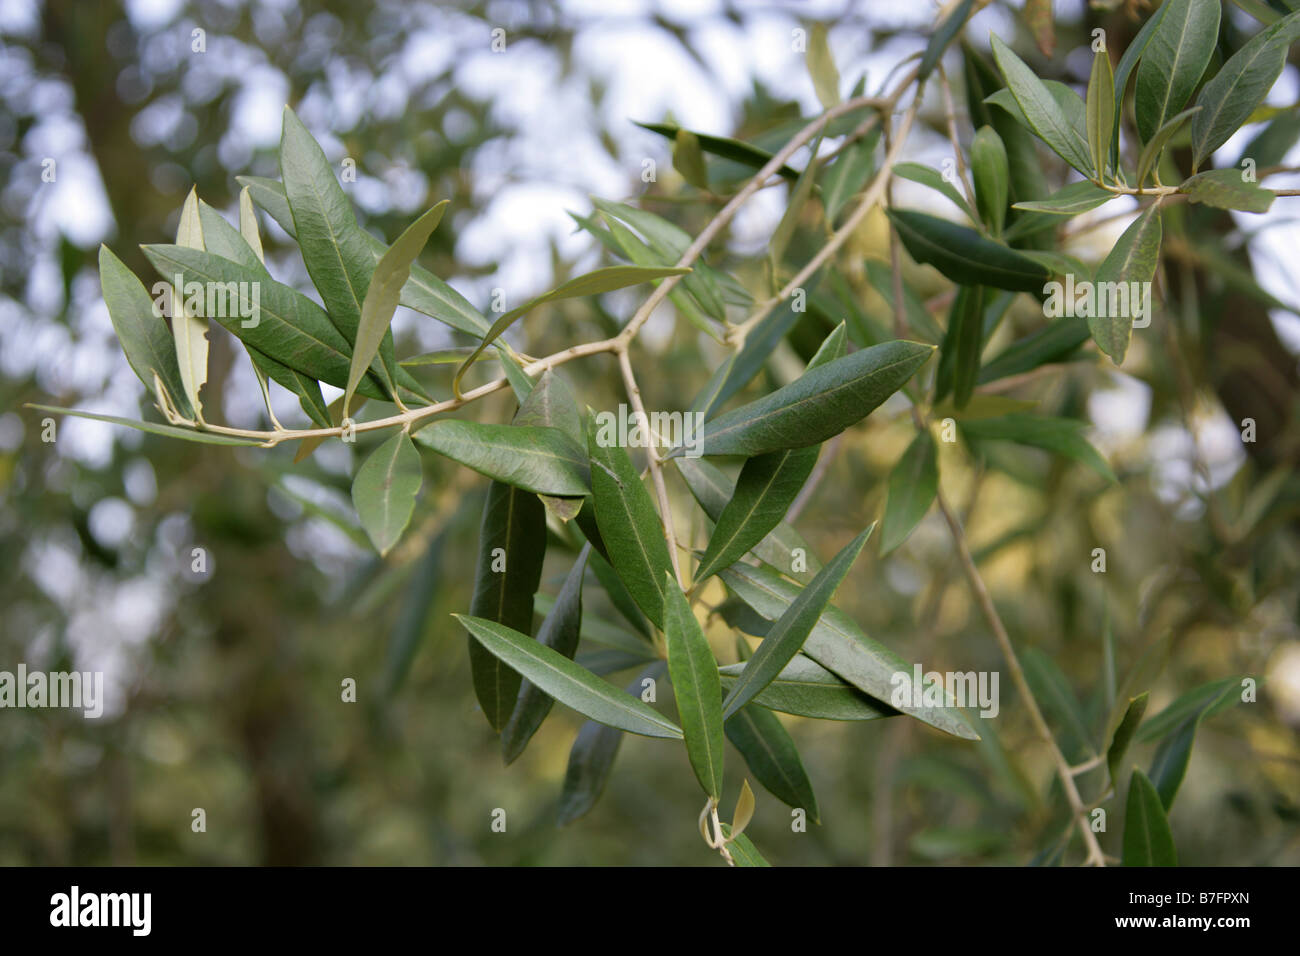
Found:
<box><xmin>344</xmin><ymin>202</ymin><xmax>448</xmax><ymax>417</ymax></box>
<box><xmin>663</xmin><ymin>572</ymin><xmax>725</xmax><ymax>799</ymax></box>
<box><xmin>456</xmin><ymin>615</ymin><xmax>682</xmax><ymax>739</ymax></box>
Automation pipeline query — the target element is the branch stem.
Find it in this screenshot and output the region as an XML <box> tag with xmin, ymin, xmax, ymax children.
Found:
<box><xmin>933</xmin><ymin>489</ymin><xmax>1107</xmax><ymax>866</ymax></box>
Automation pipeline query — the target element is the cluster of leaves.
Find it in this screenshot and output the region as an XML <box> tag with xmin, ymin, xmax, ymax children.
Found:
<box><xmin>38</xmin><ymin>0</ymin><xmax>1298</xmax><ymax>865</ymax></box>
<box><xmin>890</xmin><ymin>1</ymin><xmax>1300</xmax><ymax>369</ymax></box>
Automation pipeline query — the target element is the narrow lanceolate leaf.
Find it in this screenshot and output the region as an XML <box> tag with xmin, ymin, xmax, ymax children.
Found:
<box><xmin>1241</xmin><ymin>112</ymin><xmax>1300</xmax><ymax>169</ymax></box>
<box><xmin>345</xmin><ymin>202</ymin><xmax>448</xmax><ymax>417</ymax></box>
<box><xmin>989</xmin><ymin>35</ymin><xmax>1093</xmax><ymax>175</ymax></box>
<box><xmin>880</xmin><ymin>430</ymin><xmax>938</xmax><ymax>554</ymax></box>
<box><xmin>25</xmin><ymin>405</ymin><xmax>259</xmax><ymax>445</ymax></box>
<box><xmin>237</xmin><ymin>174</ymin><xmax>492</xmax><ymax>338</ymax></box>
<box><xmin>985</xmin><ymin>85</ymin><xmax>1085</xmax><ymax>234</ymax></box>
<box><xmin>726</xmin><ymin>706</ymin><xmax>820</xmax><ymax>821</ymax></box>
<box><xmin>587</xmin><ymin>417</ymin><xmax>674</xmax><ymax>629</ymax></box>
<box><xmin>894</xmin><ymin>162</ymin><xmax>979</xmax><ymax>223</ymax></box>
<box><xmin>960</xmin><ymin>414</ymin><xmax>1115</xmax><ymax>481</ymax></box>
<box><xmin>558</xmin><ymin>719</ymin><xmax>623</xmax><ymax>826</ymax></box>
<box><xmin>1147</xmin><ymin>678</ymin><xmax>1241</xmax><ymax>810</ymax></box>
<box><xmin>1134</xmin><ymin>0</ymin><xmax>1221</xmax><ymax>144</ymax></box>
<box><xmin>970</xmin><ymin>127</ymin><xmax>1008</xmax><ymax>235</ymax></box>
<box><xmin>454</xmin><ymin>265</ymin><xmax>691</xmax><ymax>397</ymax></box>
<box><xmin>1192</xmin><ymin>13</ymin><xmax>1300</xmax><ymax>169</ymax></box>
<box><xmin>381</xmin><ymin>529</ymin><xmax>445</xmax><ymax>693</ymax></box>
<box><xmin>598</xmin><ymin>213</ymin><xmax>723</xmax><ymax>341</ymax></box>
<box><xmin>719</xmin><ymin>655</ymin><xmax>895</xmax><ymax>721</ymax></box>
<box><xmin>501</xmin><ymin>547</ymin><xmax>590</xmax><ymax>765</ymax></box>
<box><xmin>694</xmin><ymin>448</ymin><xmax>817</xmax><ymax>584</ymax></box>
<box><xmin>280</xmin><ymin>107</ymin><xmax>399</xmax><ymax>396</ymax></box>
<box><xmin>1178</xmin><ymin>169</ymin><xmax>1276</xmax><ymax>213</ymax></box>
<box><xmin>140</xmin><ymin>245</ymin><xmax>391</xmax><ymax>399</ymax></box>
<box><xmin>1011</xmin><ymin>180</ymin><xmax>1115</xmax><ymax>216</ymax></box>
<box><xmin>1086</xmin><ymin>47</ymin><xmax>1115</xmax><ymax>180</ymax></box>
<box><xmin>592</xmin><ymin>198</ymin><xmax>730</xmax><ymax>321</ymax></box>
<box><xmin>919</xmin><ymin>0</ymin><xmax>973</xmax><ymax>81</ymax></box>
<box><xmin>1091</xmin><ymin>206</ymin><xmax>1161</xmax><ymax>365</ymax></box>
<box><xmin>632</xmin><ymin>122</ymin><xmax>800</xmax><ymax>180</ymax></box>
<box><xmin>455</xmin><ymin>616</ymin><xmax>682</xmax><ymax>739</ymax></box>
<box><xmin>1135</xmin><ymin>106</ymin><xmax>1199</xmax><ymax>187</ymax></box>
<box><xmin>201</xmin><ymin>195</ymin><xmax>331</xmax><ymax>428</ymax></box>
<box><xmin>557</xmin><ymin>664</ymin><xmax>665</xmax><ymax>825</ymax></box>
<box><xmin>350</xmin><ymin>431</ymin><xmax>422</xmax><ymax>556</ymax></box>
<box><xmin>238</xmin><ymin>186</ymin><xmax>264</xmax><ymax>262</ymax></box>
<box><xmin>663</xmin><ymin>573</ymin><xmax>725</xmax><ymax>799</ymax></box>
<box><xmin>1107</xmin><ymin>692</ymin><xmax>1150</xmax><ymax>787</ymax></box>
<box><xmin>673</xmin><ymin>128</ymin><xmax>709</xmax><ymax>189</ymax></box>
<box><xmin>1137</xmin><ymin>677</ymin><xmax>1242</xmax><ymax>743</ymax></box>
<box><xmin>683</xmin><ymin>340</ymin><xmax>934</xmax><ymax>459</ymax></box>
<box><xmin>721</xmin><ymin>562</ymin><xmax>978</xmax><ymax>740</ymax></box>
<box><xmin>1122</xmin><ymin>769</ymin><xmax>1177</xmax><ymax>866</ymax></box>
<box><xmin>938</xmin><ymin>284</ymin><xmax>985</xmax><ymax>408</ymax></box>
<box><xmin>806</xmin><ymin>321</ymin><xmax>848</xmax><ymax>369</ymax></box>
<box><xmin>675</xmin><ymin>457</ymin><xmax>822</xmax><ymax>583</ymax></box>
<box><xmin>985</xmin><ymin>81</ymin><xmax>1087</xmax><ymax>149</ymax></box>
<box><xmin>888</xmin><ymin>210</ymin><xmax>1051</xmax><ymax>293</ymax></box>
<box><xmin>717</xmin><ymin>823</ymin><xmax>770</xmax><ymax>866</ymax></box>
<box><xmin>172</xmin><ymin>187</ymin><xmax>209</xmax><ymax>422</ymax></box>
<box><xmin>806</xmin><ymin>23</ymin><xmax>841</xmax><ymax>109</ymax></box>
<box><xmin>820</xmin><ymin>128</ymin><xmax>879</xmax><ymax>223</ymax></box>
<box><xmin>98</xmin><ymin>245</ymin><xmax>195</xmax><ymax>421</ymax></box>
<box><xmin>978</xmin><ymin>317</ymin><xmax>1090</xmax><ymax>385</ymax></box>
<box><xmin>233</xmin><ymin>190</ymin><xmax>281</xmax><ymax>420</ymax></box>
<box><xmin>467</xmin><ymin>481</ymin><xmax>546</xmax><ymax>731</ymax></box>
<box><xmin>1111</xmin><ymin>0</ymin><xmax>1172</xmax><ymax>168</ymax></box>
<box><xmin>401</xmin><ymin>347</ymin><xmax>488</xmax><ymax>367</ymax></box>
<box><xmin>723</xmin><ymin>527</ymin><xmax>872</xmax><ymax>719</ymax></box>
<box><xmin>414</xmin><ymin>421</ymin><xmax>590</xmax><ymax>497</ymax></box>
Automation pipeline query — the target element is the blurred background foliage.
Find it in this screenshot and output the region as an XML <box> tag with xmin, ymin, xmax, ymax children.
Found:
<box><xmin>1</xmin><ymin>0</ymin><xmax>1299</xmax><ymax>865</ymax></box>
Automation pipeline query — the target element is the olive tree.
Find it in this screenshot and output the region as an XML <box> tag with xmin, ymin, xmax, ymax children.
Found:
<box><xmin>33</xmin><ymin>0</ymin><xmax>1300</xmax><ymax>865</ymax></box>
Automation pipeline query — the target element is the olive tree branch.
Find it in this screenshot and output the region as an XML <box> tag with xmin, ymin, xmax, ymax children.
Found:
<box><xmin>616</xmin><ymin>345</ymin><xmax>686</xmax><ymax>589</ymax></box>
<box><xmin>933</xmin><ymin>487</ymin><xmax>1108</xmax><ymax>866</ymax></box>
<box><xmin>159</xmin><ymin>84</ymin><xmax>910</xmax><ymax>447</ymax></box>
<box><xmin>937</xmin><ymin>63</ymin><xmax>979</xmax><ymax>217</ymax></box>
<box><xmin>191</xmin><ymin>336</ymin><xmax>618</xmax><ymax>445</ymax></box>
<box><xmin>615</xmin><ymin>88</ymin><xmax>895</xmax><ymax>348</ymax></box>
<box><xmin>874</xmin><ymin>141</ymin><xmax>1108</xmax><ymax>863</ymax></box>
<box><xmin>727</xmin><ymin>81</ymin><xmax>922</xmax><ymax>347</ymax></box>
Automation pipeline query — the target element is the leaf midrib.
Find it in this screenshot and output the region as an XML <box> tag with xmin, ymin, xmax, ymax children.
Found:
<box><xmin>895</xmin><ymin>215</ymin><xmax>1048</xmax><ymax>286</ymax></box>
<box><xmin>1150</xmin><ymin>8</ymin><xmax>1191</xmax><ymax>133</ymax></box>
<box><xmin>698</xmin><ymin>451</ymin><xmax>793</xmax><ymax>579</ymax></box>
<box><xmin>704</xmin><ymin>351</ymin><xmax>922</xmax><ymax>451</ymax></box>
<box><xmin>670</xmin><ymin>601</ymin><xmax>722</xmax><ymax>794</ymax></box>
<box><xmin>465</xmin><ymin>619</ymin><xmax>680</xmax><ymax>736</ymax></box>
<box><xmin>734</xmin><ymin>708</ymin><xmax>802</xmax><ymax>797</ymax></box>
